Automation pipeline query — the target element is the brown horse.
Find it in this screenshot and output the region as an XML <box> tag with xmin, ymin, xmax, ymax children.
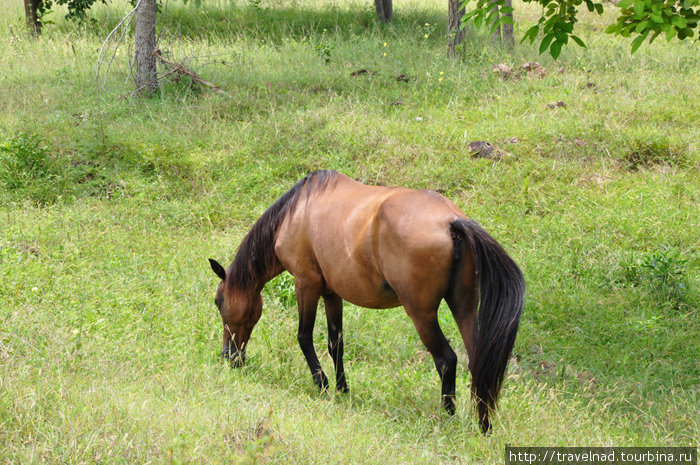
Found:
<box><xmin>209</xmin><ymin>170</ymin><xmax>524</xmax><ymax>433</ymax></box>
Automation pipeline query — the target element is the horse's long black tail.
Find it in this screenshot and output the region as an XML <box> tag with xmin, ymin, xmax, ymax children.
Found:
<box><xmin>449</xmin><ymin>219</ymin><xmax>524</xmax><ymax>434</ymax></box>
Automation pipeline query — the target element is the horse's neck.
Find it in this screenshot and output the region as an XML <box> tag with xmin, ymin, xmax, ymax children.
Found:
<box><xmin>234</xmin><ymin>255</ymin><xmax>285</xmax><ymax>295</ymax></box>
<box><xmin>261</xmin><ymin>257</ymin><xmax>285</xmax><ymax>289</ymax></box>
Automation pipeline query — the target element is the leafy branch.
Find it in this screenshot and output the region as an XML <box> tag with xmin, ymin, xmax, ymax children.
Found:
<box><xmin>459</xmin><ymin>0</ymin><xmax>699</xmax><ymax>58</ymax></box>
<box><xmin>606</xmin><ymin>0</ymin><xmax>699</xmax><ymax>53</ymax></box>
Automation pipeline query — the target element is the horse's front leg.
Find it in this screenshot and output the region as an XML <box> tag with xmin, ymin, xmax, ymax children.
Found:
<box><xmin>295</xmin><ymin>278</ymin><xmax>329</xmax><ymax>391</ymax></box>
<box><xmin>324</xmin><ymin>293</ymin><xmax>348</xmax><ymax>392</ymax></box>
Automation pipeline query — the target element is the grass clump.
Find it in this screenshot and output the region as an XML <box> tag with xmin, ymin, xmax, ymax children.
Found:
<box><xmin>0</xmin><ymin>0</ymin><xmax>698</xmax><ymax>462</ymax></box>
<box><xmin>0</xmin><ymin>133</ymin><xmax>59</xmax><ymax>203</ymax></box>
<box><xmin>621</xmin><ymin>245</ymin><xmax>694</xmax><ymax>307</ymax></box>
<box><xmin>623</xmin><ymin>138</ymin><xmax>689</xmax><ymax>171</ymax></box>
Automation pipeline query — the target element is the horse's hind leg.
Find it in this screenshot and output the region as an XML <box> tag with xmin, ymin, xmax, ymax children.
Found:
<box><xmin>445</xmin><ymin>258</ymin><xmax>478</xmax><ymax>377</ymax></box>
<box><xmin>445</xmin><ymin>294</ymin><xmax>477</xmax><ymax>373</ymax></box>
<box><xmin>407</xmin><ymin>310</ymin><xmax>458</xmax><ymax>415</ymax></box>
<box><xmin>296</xmin><ymin>278</ymin><xmax>329</xmax><ymax>391</ymax></box>
<box><xmin>445</xmin><ymin>262</ymin><xmax>482</xmax><ymax>427</ymax></box>
<box><xmin>324</xmin><ymin>293</ymin><xmax>348</xmax><ymax>392</ymax></box>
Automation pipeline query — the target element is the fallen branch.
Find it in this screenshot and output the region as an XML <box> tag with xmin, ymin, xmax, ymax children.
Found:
<box><xmin>152</xmin><ymin>50</ymin><xmax>233</xmax><ymax>98</ymax></box>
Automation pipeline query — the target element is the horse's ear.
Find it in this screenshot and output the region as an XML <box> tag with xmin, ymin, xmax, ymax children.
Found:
<box><xmin>209</xmin><ymin>259</ymin><xmax>226</xmax><ymax>281</ymax></box>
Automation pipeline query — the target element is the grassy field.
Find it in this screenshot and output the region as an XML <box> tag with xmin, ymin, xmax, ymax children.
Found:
<box><xmin>0</xmin><ymin>0</ymin><xmax>698</xmax><ymax>462</ymax></box>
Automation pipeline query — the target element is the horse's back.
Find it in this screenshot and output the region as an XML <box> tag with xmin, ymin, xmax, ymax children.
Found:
<box><xmin>276</xmin><ymin>173</ymin><xmax>466</xmax><ymax>309</ymax></box>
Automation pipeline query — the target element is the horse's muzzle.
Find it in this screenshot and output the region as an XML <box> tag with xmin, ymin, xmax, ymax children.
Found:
<box><xmin>222</xmin><ymin>348</ymin><xmax>246</xmax><ymax>367</ymax></box>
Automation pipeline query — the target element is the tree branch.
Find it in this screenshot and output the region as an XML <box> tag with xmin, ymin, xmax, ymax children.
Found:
<box><xmin>152</xmin><ymin>50</ymin><xmax>233</xmax><ymax>98</ymax></box>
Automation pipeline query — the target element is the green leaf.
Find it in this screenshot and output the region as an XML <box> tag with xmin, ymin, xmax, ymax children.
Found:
<box><xmin>485</xmin><ymin>9</ymin><xmax>499</xmax><ymax>25</ymax></box>
<box><xmin>671</xmin><ymin>16</ymin><xmax>688</xmax><ymax>28</ymax></box>
<box><xmin>605</xmin><ymin>24</ymin><xmax>620</xmax><ymax>34</ymax></box>
<box><xmin>617</xmin><ymin>0</ymin><xmax>634</xmax><ymax>8</ymax></box>
<box><xmin>539</xmin><ymin>33</ymin><xmax>555</xmax><ymax>54</ymax></box>
<box><xmin>665</xmin><ymin>26</ymin><xmax>676</xmax><ymax>40</ymax></box>
<box><xmin>633</xmin><ymin>0</ymin><xmax>646</xmax><ymax>15</ymax></box>
<box><xmin>630</xmin><ymin>33</ymin><xmax>646</xmax><ymax>53</ymax></box>
<box><xmin>550</xmin><ymin>40</ymin><xmax>563</xmax><ymax>59</ymax></box>
<box><xmin>585</xmin><ymin>0</ymin><xmax>595</xmax><ymax>12</ymax></box>
<box><xmin>500</xmin><ymin>6</ymin><xmax>515</xmax><ymax>13</ymax></box>
<box><xmin>594</xmin><ymin>3</ymin><xmax>604</xmax><ymax>14</ymax></box>
<box><xmin>521</xmin><ymin>25</ymin><xmax>540</xmax><ymax>43</ymax></box>
<box><xmin>650</xmin><ymin>12</ymin><xmax>664</xmax><ymax>22</ymax></box>
<box><xmin>571</xmin><ymin>34</ymin><xmax>586</xmax><ymax>47</ymax></box>
<box><xmin>635</xmin><ymin>19</ymin><xmax>649</xmax><ymax>32</ymax></box>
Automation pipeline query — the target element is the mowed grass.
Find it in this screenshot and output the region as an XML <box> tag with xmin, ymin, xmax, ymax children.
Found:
<box><xmin>0</xmin><ymin>0</ymin><xmax>698</xmax><ymax>462</ymax></box>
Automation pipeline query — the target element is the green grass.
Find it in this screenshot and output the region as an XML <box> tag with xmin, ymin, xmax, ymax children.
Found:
<box><xmin>0</xmin><ymin>0</ymin><xmax>698</xmax><ymax>462</ymax></box>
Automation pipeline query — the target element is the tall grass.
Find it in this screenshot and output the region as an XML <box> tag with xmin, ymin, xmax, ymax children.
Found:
<box><xmin>0</xmin><ymin>0</ymin><xmax>698</xmax><ymax>462</ymax></box>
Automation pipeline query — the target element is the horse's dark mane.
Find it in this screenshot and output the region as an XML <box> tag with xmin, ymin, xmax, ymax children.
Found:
<box><xmin>228</xmin><ymin>170</ymin><xmax>338</xmax><ymax>293</ymax></box>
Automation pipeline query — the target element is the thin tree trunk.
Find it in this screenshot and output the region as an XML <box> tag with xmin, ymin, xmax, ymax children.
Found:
<box><xmin>490</xmin><ymin>0</ymin><xmax>501</xmax><ymax>40</ymax></box>
<box><xmin>447</xmin><ymin>0</ymin><xmax>465</xmax><ymax>57</ymax></box>
<box><xmin>374</xmin><ymin>0</ymin><xmax>392</xmax><ymax>23</ymax></box>
<box><xmin>383</xmin><ymin>0</ymin><xmax>393</xmax><ymax>22</ymax></box>
<box><xmin>24</xmin><ymin>0</ymin><xmax>42</xmax><ymax>35</ymax></box>
<box><xmin>134</xmin><ymin>0</ymin><xmax>158</xmax><ymax>96</ymax></box>
<box><xmin>502</xmin><ymin>0</ymin><xmax>514</xmax><ymax>46</ymax></box>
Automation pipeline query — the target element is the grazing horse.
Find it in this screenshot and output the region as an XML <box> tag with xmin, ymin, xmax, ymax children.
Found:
<box><xmin>209</xmin><ymin>170</ymin><xmax>524</xmax><ymax>433</ymax></box>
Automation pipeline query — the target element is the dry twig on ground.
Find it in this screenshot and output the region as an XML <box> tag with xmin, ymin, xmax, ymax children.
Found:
<box><xmin>152</xmin><ymin>50</ymin><xmax>233</xmax><ymax>98</ymax></box>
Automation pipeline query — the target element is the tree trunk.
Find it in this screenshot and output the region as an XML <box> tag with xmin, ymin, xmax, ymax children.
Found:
<box><xmin>374</xmin><ymin>0</ymin><xmax>393</xmax><ymax>23</ymax></box>
<box><xmin>490</xmin><ymin>0</ymin><xmax>501</xmax><ymax>41</ymax></box>
<box><xmin>447</xmin><ymin>0</ymin><xmax>465</xmax><ymax>57</ymax></box>
<box><xmin>24</xmin><ymin>0</ymin><xmax>42</xmax><ymax>35</ymax></box>
<box><xmin>134</xmin><ymin>0</ymin><xmax>158</xmax><ymax>96</ymax></box>
<box><xmin>383</xmin><ymin>0</ymin><xmax>393</xmax><ymax>22</ymax></box>
<box><xmin>502</xmin><ymin>0</ymin><xmax>514</xmax><ymax>46</ymax></box>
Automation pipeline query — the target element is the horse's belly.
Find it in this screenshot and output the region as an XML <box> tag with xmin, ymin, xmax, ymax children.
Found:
<box><xmin>333</xmin><ymin>285</ymin><xmax>401</xmax><ymax>310</ymax></box>
<box><xmin>321</xmin><ymin>264</ymin><xmax>401</xmax><ymax>309</ymax></box>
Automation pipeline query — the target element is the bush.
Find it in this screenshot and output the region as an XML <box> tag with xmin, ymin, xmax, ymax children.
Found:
<box><xmin>0</xmin><ymin>133</ymin><xmax>53</xmax><ymax>190</ymax></box>
<box><xmin>0</xmin><ymin>132</ymin><xmax>62</xmax><ymax>204</ymax></box>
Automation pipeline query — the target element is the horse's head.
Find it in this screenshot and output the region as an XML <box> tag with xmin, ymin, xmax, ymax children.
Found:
<box><xmin>208</xmin><ymin>258</ymin><xmax>262</xmax><ymax>367</ymax></box>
